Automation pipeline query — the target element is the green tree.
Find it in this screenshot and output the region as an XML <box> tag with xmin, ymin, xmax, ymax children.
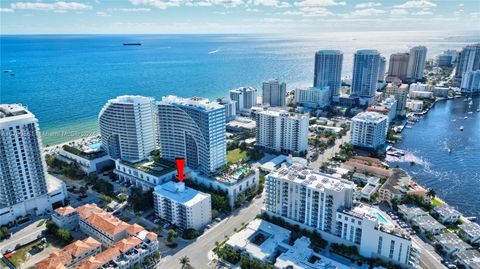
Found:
<box><xmin>179</xmin><ymin>256</ymin><xmax>193</xmax><ymax>269</ymax></box>
<box><xmin>167</xmin><ymin>229</ymin><xmax>178</xmax><ymax>243</ymax></box>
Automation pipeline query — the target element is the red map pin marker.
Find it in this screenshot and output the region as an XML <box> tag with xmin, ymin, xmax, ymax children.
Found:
<box><xmin>175</xmin><ymin>158</ymin><xmax>185</xmax><ymax>182</ymax></box>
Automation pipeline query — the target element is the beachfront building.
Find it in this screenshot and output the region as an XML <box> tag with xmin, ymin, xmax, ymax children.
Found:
<box><xmin>385</xmin><ymin>82</ymin><xmax>408</xmax><ymax>116</ymax></box>
<box><xmin>387</xmin><ymin>52</ymin><xmax>410</xmax><ymax>82</ymax></box>
<box><xmin>411</xmin><ymin>215</ymin><xmax>446</xmax><ymax>235</ymax></box>
<box><xmin>265</xmin><ymin>161</ymin><xmax>355</xmax><ymax>234</ymax></box>
<box><xmin>406</xmin><ymin>100</ymin><xmax>424</xmax><ymax>112</ymax></box>
<box><xmin>113</xmin><ymin>158</ymin><xmax>177</xmax><ymax>190</ymax></box>
<box><xmin>0</xmin><ymin>104</ymin><xmax>67</xmax><ymax>226</ymax></box>
<box><xmin>153</xmin><ymin>181</ymin><xmax>211</xmax><ymax>230</ymax></box>
<box><xmin>99</xmin><ymin>95</ymin><xmax>156</xmax><ymax>163</ymax></box>
<box><xmin>350</xmin><ymin>112</ymin><xmax>388</xmax><ymax>149</ymax></box>
<box><xmin>294</xmin><ymin>87</ymin><xmax>331</xmax><ymax>109</ymax></box>
<box><xmin>262</xmin><ymin>79</ymin><xmax>286</xmax><ymax>107</ymax></box>
<box><xmin>58</xmin><ymin>144</ymin><xmax>112</xmax><ymax>175</ymax></box>
<box><xmin>434</xmin><ymin>233</ymin><xmax>471</xmax><ymax>256</ymax></box>
<box><xmin>407</xmin><ymin>46</ymin><xmax>427</xmax><ymax>81</ymax></box>
<box><xmin>230</xmin><ymin>86</ymin><xmax>257</xmax><ymax>113</ymax></box>
<box><xmin>436</xmin><ymin>50</ymin><xmax>458</xmax><ymax>67</ymax></box>
<box><xmin>455</xmin><ymin>43</ymin><xmax>480</xmax><ymax>83</ymax></box>
<box><xmin>336</xmin><ymin>204</ymin><xmax>420</xmax><ymax>268</ymax></box>
<box><xmin>219</xmin><ymin>97</ymin><xmax>237</xmax><ymax>121</ymax></box>
<box><xmin>255</xmin><ymin>108</ymin><xmax>308</xmax><ymax>154</ymax></box>
<box><xmin>156</xmin><ymin>96</ymin><xmax>226</xmax><ymax>175</ymax></box>
<box><xmin>313</xmin><ymin>50</ymin><xmax>343</xmax><ymax>100</ymax></box>
<box><xmin>397</xmin><ymin>204</ymin><xmax>429</xmax><ymax>221</ymax></box>
<box><xmin>36</xmin><ymin>237</ymin><xmax>102</xmax><ymax>269</ymax></box>
<box><xmin>461</xmin><ymin>70</ymin><xmax>480</xmax><ymax>93</ymax></box>
<box><xmin>351</xmin><ymin>50</ymin><xmax>382</xmax><ymax>105</ymax></box>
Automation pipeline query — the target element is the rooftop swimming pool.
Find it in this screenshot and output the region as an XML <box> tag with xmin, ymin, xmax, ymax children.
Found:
<box><xmin>375</xmin><ymin>212</ymin><xmax>389</xmax><ymax>224</ymax></box>
<box><xmin>233</xmin><ymin>167</ymin><xmax>249</xmax><ymax>177</ymax></box>
<box><xmin>88</xmin><ymin>142</ymin><xmax>102</xmax><ymax>151</ymax></box>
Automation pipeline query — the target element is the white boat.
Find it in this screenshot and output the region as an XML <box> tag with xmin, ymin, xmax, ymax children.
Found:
<box><xmin>468</xmin><ymin>111</ymin><xmax>473</xmax><ymax>115</ymax></box>
<box><xmin>464</xmin><ymin>116</ymin><xmax>468</xmax><ymax>119</ymax></box>
<box><xmin>460</xmin><ymin>126</ymin><xmax>464</xmax><ymax>131</ymax></box>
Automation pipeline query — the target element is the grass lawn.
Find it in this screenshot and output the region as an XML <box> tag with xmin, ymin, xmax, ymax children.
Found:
<box><xmin>432</xmin><ymin>198</ymin><xmax>444</xmax><ymax>207</ymax></box>
<box><xmin>9</xmin><ymin>241</ymin><xmax>43</xmax><ymax>267</ymax></box>
<box><xmin>227</xmin><ymin>149</ymin><xmax>247</xmax><ymax>163</ymax></box>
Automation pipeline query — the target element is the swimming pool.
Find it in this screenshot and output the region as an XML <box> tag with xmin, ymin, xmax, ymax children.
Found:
<box><xmin>375</xmin><ymin>212</ymin><xmax>389</xmax><ymax>224</ymax></box>
<box><xmin>88</xmin><ymin>142</ymin><xmax>102</xmax><ymax>151</ymax></box>
<box><xmin>233</xmin><ymin>167</ymin><xmax>249</xmax><ymax>177</ymax></box>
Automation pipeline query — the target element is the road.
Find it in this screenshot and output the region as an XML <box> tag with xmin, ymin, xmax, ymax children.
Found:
<box><xmin>0</xmin><ymin>219</ymin><xmax>46</xmax><ymax>253</ymax></box>
<box><xmin>412</xmin><ymin>235</ymin><xmax>447</xmax><ymax>269</ymax></box>
<box><xmin>158</xmin><ymin>196</ymin><xmax>265</xmax><ymax>269</ymax></box>
<box><xmin>309</xmin><ymin>131</ymin><xmax>350</xmax><ymax>170</ymax></box>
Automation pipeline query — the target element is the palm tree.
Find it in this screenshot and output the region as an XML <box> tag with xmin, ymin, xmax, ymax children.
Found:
<box><xmin>427</xmin><ymin>188</ymin><xmax>436</xmax><ymax>198</ymax></box>
<box><xmin>179</xmin><ymin>256</ymin><xmax>192</xmax><ymax>269</ymax></box>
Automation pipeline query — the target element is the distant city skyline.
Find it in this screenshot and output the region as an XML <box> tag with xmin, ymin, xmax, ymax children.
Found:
<box><xmin>1</xmin><ymin>0</ymin><xmax>479</xmax><ymax>34</ymax></box>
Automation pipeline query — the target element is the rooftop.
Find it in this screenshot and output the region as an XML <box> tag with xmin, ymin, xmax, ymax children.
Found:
<box><xmin>226</xmin><ymin>219</ymin><xmax>291</xmax><ymax>261</ymax></box>
<box><xmin>412</xmin><ymin>215</ymin><xmax>446</xmax><ymax>231</ymax></box>
<box><xmin>459</xmin><ymin>222</ymin><xmax>480</xmax><ymax>238</ymax></box>
<box><xmin>36</xmin><ymin>237</ymin><xmax>101</xmax><ymax>269</ymax></box>
<box><xmin>270</xmin><ymin>162</ymin><xmax>355</xmax><ymax>193</ymax></box>
<box><xmin>433</xmin><ymin>205</ymin><xmax>462</xmax><ymax>218</ymax></box>
<box><xmin>380</xmin><ymin>168</ymin><xmax>411</xmax><ymax>195</ymax></box>
<box><xmin>108</xmin><ymin>95</ymin><xmax>154</xmax><ymax>105</ymax></box>
<box><xmin>120</xmin><ymin>159</ymin><xmax>175</xmax><ymax>177</ymax></box>
<box><xmin>54</xmin><ymin>206</ymin><xmax>77</xmax><ymax>217</ymax></box>
<box><xmin>398</xmin><ymin>204</ymin><xmax>428</xmax><ymax>217</ymax></box>
<box><xmin>257</xmin><ymin>108</ymin><xmax>308</xmax><ymax>120</ymax></box>
<box><xmin>434</xmin><ymin>233</ymin><xmax>471</xmax><ymax>252</ymax></box>
<box><xmin>455</xmin><ymin>250</ymin><xmax>480</xmax><ymax>269</ymax></box>
<box><xmin>0</xmin><ymin>104</ymin><xmax>30</xmax><ymax>119</ymax></box>
<box><xmin>356</xmin><ymin>49</ymin><xmax>380</xmax><ymax>55</ymax></box>
<box><xmin>161</xmin><ymin>95</ymin><xmax>223</xmax><ymax>111</ymax></box>
<box><xmin>154</xmin><ymin>181</ymin><xmax>210</xmax><ymax>207</ymax></box>
<box><xmin>352</xmin><ymin>111</ymin><xmax>388</xmax><ymax>123</ymax></box>
<box><xmin>274</xmin><ymin>237</ymin><xmax>350</xmax><ymax>269</ymax></box>
<box><xmin>316</xmin><ymin>50</ymin><xmax>343</xmax><ymax>55</ymax></box>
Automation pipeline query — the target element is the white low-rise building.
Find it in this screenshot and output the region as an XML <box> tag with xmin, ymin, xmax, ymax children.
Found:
<box><xmin>406</xmin><ymin>100</ymin><xmax>423</xmax><ymax>112</ymax></box>
<box><xmin>58</xmin><ymin>144</ymin><xmax>112</xmax><ymax>175</ymax></box>
<box><xmin>458</xmin><ymin>222</ymin><xmax>480</xmax><ymax>245</ymax></box>
<box><xmin>114</xmin><ymin>159</ymin><xmax>177</xmax><ymax>190</ymax></box>
<box><xmin>411</xmin><ymin>215</ymin><xmax>446</xmax><ymax>235</ymax></box>
<box><xmin>434</xmin><ymin>233</ymin><xmax>471</xmax><ymax>256</ymax></box>
<box><xmin>360</xmin><ymin>177</ymin><xmax>381</xmax><ymax>200</ymax></box>
<box><xmin>398</xmin><ymin>204</ymin><xmax>429</xmax><ymax>221</ymax></box>
<box><xmin>190</xmin><ymin>167</ymin><xmax>259</xmax><ymax>207</ymax></box>
<box><xmin>153</xmin><ymin>181</ymin><xmax>211</xmax><ymax>230</ymax></box>
<box><xmin>433</xmin><ymin>205</ymin><xmax>462</xmax><ymax>224</ymax></box>
<box><xmin>409</xmin><ymin>90</ymin><xmax>433</xmax><ymax>99</ymax></box>
<box><xmin>455</xmin><ymin>249</ymin><xmax>480</xmax><ymax>269</ymax></box>
<box><xmin>350</xmin><ymin>112</ymin><xmax>388</xmax><ymax>149</ymax></box>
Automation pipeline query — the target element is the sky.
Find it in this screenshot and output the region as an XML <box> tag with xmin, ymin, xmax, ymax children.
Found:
<box><xmin>1</xmin><ymin>0</ymin><xmax>479</xmax><ymax>34</ymax></box>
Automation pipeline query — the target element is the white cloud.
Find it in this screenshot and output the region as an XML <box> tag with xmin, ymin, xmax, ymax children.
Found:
<box><xmin>300</xmin><ymin>6</ymin><xmax>333</xmax><ymax>16</ymax></box>
<box><xmin>250</xmin><ymin>0</ymin><xmax>278</xmax><ymax>6</ymax></box>
<box><xmin>246</xmin><ymin>8</ymin><xmax>261</xmax><ymax>12</ymax></box>
<box><xmin>129</xmin><ymin>0</ymin><xmax>181</xmax><ymax>9</ymax></box>
<box><xmin>109</xmin><ymin>8</ymin><xmax>151</xmax><ymax>12</ymax></box>
<box><xmin>0</xmin><ymin>8</ymin><xmax>15</xmax><ymax>13</ymax></box>
<box><xmin>394</xmin><ymin>1</ymin><xmax>436</xmax><ymax>9</ymax></box>
<box><xmin>390</xmin><ymin>9</ymin><xmax>408</xmax><ymax>16</ymax></box>
<box><xmin>346</xmin><ymin>8</ymin><xmax>385</xmax><ymax>17</ymax></box>
<box><xmin>277</xmin><ymin>2</ymin><xmax>291</xmax><ymax>8</ymax></box>
<box><xmin>96</xmin><ymin>11</ymin><xmax>110</xmax><ymax>16</ymax></box>
<box><xmin>10</xmin><ymin>1</ymin><xmax>92</xmax><ymax>11</ymax></box>
<box><xmin>412</xmin><ymin>10</ymin><xmax>432</xmax><ymax>15</ymax></box>
<box><xmin>457</xmin><ymin>3</ymin><xmax>464</xmax><ymax>7</ymax></box>
<box><xmin>264</xmin><ymin>17</ymin><xmax>293</xmax><ymax>22</ymax></box>
<box><xmin>293</xmin><ymin>0</ymin><xmax>345</xmax><ymax>8</ymax></box>
<box><xmin>355</xmin><ymin>2</ymin><xmax>381</xmax><ymax>9</ymax></box>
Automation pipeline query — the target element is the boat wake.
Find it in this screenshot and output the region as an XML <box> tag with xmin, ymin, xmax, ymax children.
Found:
<box><xmin>208</xmin><ymin>48</ymin><xmax>221</xmax><ymax>54</ymax></box>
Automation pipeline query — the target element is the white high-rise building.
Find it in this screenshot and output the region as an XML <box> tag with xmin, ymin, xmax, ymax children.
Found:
<box><xmin>0</xmin><ymin>104</ymin><xmax>67</xmax><ymax>225</ymax></box>
<box><xmin>230</xmin><ymin>87</ymin><xmax>257</xmax><ymax>113</ymax></box>
<box><xmin>351</xmin><ymin>50</ymin><xmax>381</xmax><ymax>105</ymax></box>
<box><xmin>219</xmin><ymin>97</ymin><xmax>237</xmax><ymax>121</ymax></box>
<box><xmin>255</xmin><ymin>109</ymin><xmax>308</xmax><ymax>154</ymax></box>
<box><xmin>294</xmin><ymin>87</ymin><xmax>331</xmax><ymax>108</ymax></box>
<box><xmin>156</xmin><ymin>96</ymin><xmax>226</xmax><ymax>174</ymax></box>
<box><xmin>350</xmin><ymin>112</ymin><xmax>388</xmax><ymax>149</ymax></box>
<box><xmin>262</xmin><ymin>79</ymin><xmax>286</xmax><ymax>107</ymax></box>
<box><xmin>385</xmin><ymin>82</ymin><xmax>409</xmax><ymax>116</ymax></box>
<box><xmin>153</xmin><ymin>181</ymin><xmax>211</xmax><ymax>230</ymax></box>
<box><xmin>455</xmin><ymin>44</ymin><xmax>480</xmax><ymax>82</ymax></box>
<box><xmin>265</xmin><ymin>161</ymin><xmax>355</xmax><ymax>234</ymax></box>
<box><xmin>461</xmin><ymin>70</ymin><xmax>480</xmax><ymax>93</ymax></box>
<box><xmin>99</xmin><ymin>96</ymin><xmax>156</xmax><ymax>163</ymax></box>
<box><xmin>407</xmin><ymin>46</ymin><xmax>427</xmax><ymax>81</ymax></box>
<box><xmin>313</xmin><ymin>50</ymin><xmax>343</xmax><ymax>99</ymax></box>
